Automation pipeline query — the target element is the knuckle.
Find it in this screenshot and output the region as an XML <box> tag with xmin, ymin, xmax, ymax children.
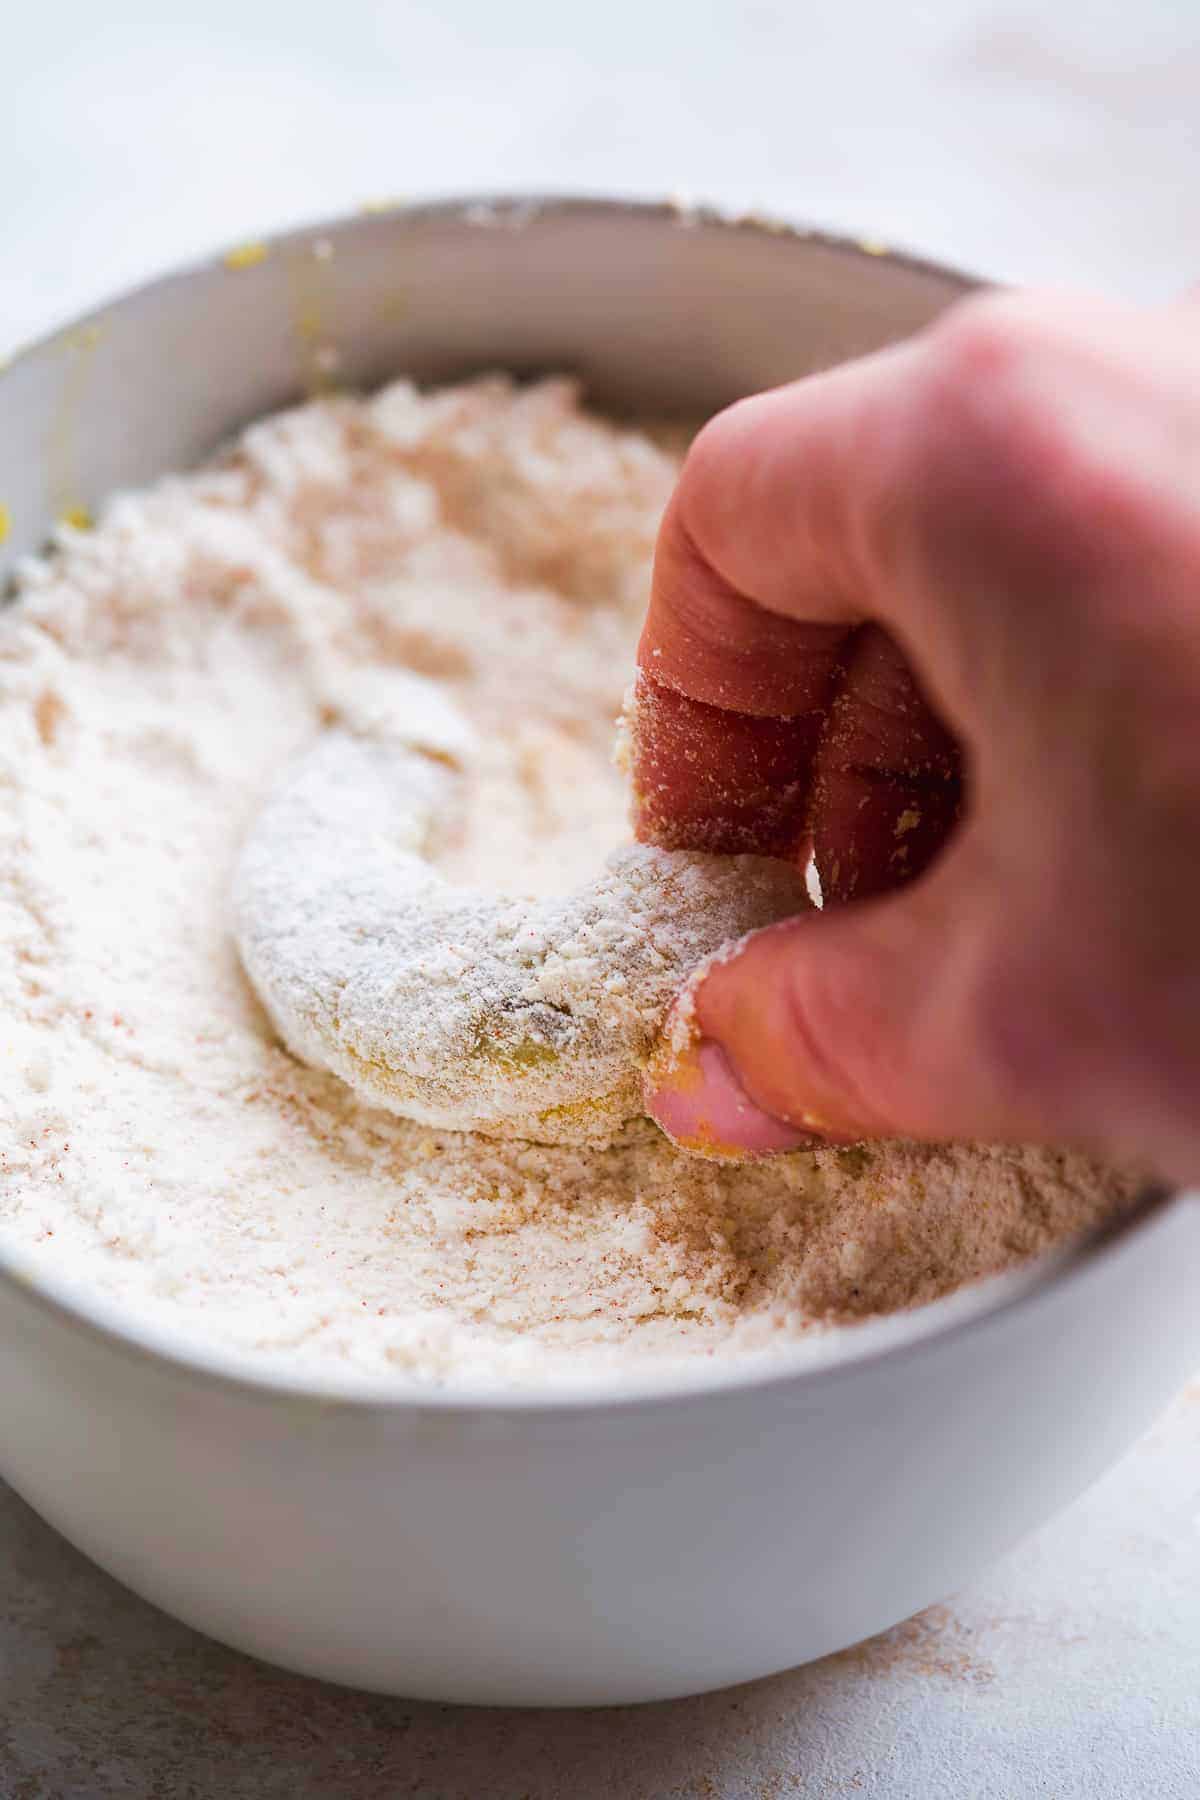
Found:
<box><xmin>906</xmin><ymin>290</ymin><xmax>1187</xmax><ymax>578</ymax></box>
<box><xmin>909</xmin><ymin>292</ymin><xmax>1070</xmax><ymax>514</ymax></box>
<box><xmin>925</xmin><ymin>289</ymin><xmax>1050</xmax><ymax>389</ymax></box>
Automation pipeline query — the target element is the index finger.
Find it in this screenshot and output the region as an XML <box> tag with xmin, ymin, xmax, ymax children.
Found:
<box><xmin>632</xmin><ymin>340</ymin><xmax>961</xmax><ymax>885</ymax></box>
<box><xmin>639</xmin><ymin>336</ymin><xmax>932</xmax><ymax>683</ymax></box>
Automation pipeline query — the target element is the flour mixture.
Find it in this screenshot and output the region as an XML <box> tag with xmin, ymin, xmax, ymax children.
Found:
<box><xmin>0</xmin><ymin>377</ymin><xmax>1135</xmax><ymax>1387</ymax></box>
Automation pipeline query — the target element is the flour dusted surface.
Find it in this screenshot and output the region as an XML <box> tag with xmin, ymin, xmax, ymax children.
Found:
<box><xmin>0</xmin><ymin>377</ymin><xmax>1134</xmax><ymax>1389</ymax></box>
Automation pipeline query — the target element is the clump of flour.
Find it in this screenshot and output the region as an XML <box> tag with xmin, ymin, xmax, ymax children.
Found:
<box><xmin>0</xmin><ymin>376</ymin><xmax>1138</xmax><ymax>1388</ymax></box>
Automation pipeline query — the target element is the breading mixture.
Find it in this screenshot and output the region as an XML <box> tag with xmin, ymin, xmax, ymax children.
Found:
<box><xmin>0</xmin><ymin>377</ymin><xmax>1135</xmax><ymax>1388</ymax></box>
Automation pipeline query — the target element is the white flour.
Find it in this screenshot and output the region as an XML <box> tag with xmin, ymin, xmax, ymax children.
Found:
<box><xmin>0</xmin><ymin>376</ymin><xmax>1135</xmax><ymax>1389</ymax></box>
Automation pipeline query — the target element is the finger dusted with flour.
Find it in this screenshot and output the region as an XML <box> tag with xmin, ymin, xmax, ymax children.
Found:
<box><xmin>632</xmin><ymin>360</ymin><xmax>963</xmax><ymax>893</ymax></box>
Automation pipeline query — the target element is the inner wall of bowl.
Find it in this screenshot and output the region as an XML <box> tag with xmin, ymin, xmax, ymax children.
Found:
<box><xmin>0</xmin><ymin>198</ymin><xmax>974</xmax><ymax>581</ymax></box>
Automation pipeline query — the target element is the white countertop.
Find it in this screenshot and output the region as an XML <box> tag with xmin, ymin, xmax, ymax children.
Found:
<box><xmin>1</xmin><ymin>1387</ymin><xmax>1197</xmax><ymax>1797</ymax></box>
<box><xmin>3</xmin><ymin>2</ymin><xmax>1199</xmax><ymax>1792</ymax></box>
<box><xmin>5</xmin><ymin>0</ymin><xmax>1198</xmax><ymax>353</ymax></box>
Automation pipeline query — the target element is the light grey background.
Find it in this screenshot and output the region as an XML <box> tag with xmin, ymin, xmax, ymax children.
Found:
<box><xmin>3</xmin><ymin>2</ymin><xmax>1199</xmax><ymax>1794</ymax></box>
<box><xmin>5</xmin><ymin>0</ymin><xmax>1199</xmax><ymax>353</ymax></box>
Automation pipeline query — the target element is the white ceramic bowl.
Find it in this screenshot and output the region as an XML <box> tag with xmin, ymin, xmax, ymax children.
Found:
<box><xmin>1</xmin><ymin>198</ymin><xmax>1196</xmax><ymax>1707</ymax></box>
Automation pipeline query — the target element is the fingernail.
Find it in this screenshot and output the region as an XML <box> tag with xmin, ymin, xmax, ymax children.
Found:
<box><xmin>644</xmin><ymin>1030</ymin><xmax>816</xmax><ymax>1161</ymax></box>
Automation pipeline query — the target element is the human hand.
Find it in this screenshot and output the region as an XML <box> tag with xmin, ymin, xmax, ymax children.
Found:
<box><xmin>634</xmin><ymin>291</ymin><xmax>1200</xmax><ymax>1184</ymax></box>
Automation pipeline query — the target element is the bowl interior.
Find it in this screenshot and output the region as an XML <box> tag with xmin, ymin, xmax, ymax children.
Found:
<box><xmin>0</xmin><ymin>197</ymin><xmax>974</xmax><ymax>583</ymax></box>
<box><xmin>9</xmin><ymin>194</ymin><xmax>1162</xmax><ymax>1411</ymax></box>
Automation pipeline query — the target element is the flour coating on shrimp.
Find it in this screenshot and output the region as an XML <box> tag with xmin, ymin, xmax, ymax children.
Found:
<box><xmin>233</xmin><ymin>673</ymin><xmax>810</xmax><ymax>1144</ymax></box>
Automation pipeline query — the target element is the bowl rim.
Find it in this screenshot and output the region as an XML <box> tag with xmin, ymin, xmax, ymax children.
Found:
<box><xmin>1</xmin><ymin>189</ymin><xmax>983</xmax><ymax>374</ymax></box>
<box><xmin>0</xmin><ymin>191</ymin><xmax>1186</xmax><ymax>1417</ymax></box>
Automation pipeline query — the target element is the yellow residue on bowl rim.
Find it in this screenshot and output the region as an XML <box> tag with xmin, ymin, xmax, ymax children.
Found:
<box><xmin>223</xmin><ymin>241</ymin><xmax>270</xmax><ymax>271</ymax></box>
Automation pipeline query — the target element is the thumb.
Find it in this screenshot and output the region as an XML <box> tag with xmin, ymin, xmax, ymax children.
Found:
<box><xmin>643</xmin><ymin>839</ymin><xmax>1021</xmax><ymax>1157</ymax></box>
